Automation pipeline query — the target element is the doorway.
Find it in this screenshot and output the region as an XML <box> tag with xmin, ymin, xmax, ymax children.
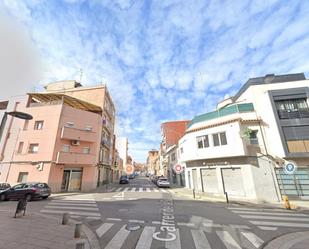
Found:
<box><xmin>61</xmin><ymin>169</ymin><xmax>83</xmax><ymax>192</ymax></box>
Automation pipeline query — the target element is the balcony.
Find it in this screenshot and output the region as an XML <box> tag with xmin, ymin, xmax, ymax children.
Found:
<box><xmin>56</xmin><ymin>151</ymin><xmax>96</xmax><ymax>165</ymax></box>
<box><xmin>61</xmin><ymin>126</ymin><xmax>97</xmax><ymax>143</ymax></box>
<box><xmin>277</xmin><ymin>108</ymin><xmax>309</xmax><ymax>119</ymax></box>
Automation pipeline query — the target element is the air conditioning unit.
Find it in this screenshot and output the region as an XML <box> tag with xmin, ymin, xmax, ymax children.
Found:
<box><xmin>71</xmin><ymin>140</ymin><xmax>80</xmax><ymax>146</ymax></box>
<box><xmin>36</xmin><ymin>162</ymin><xmax>44</xmax><ymax>171</ymax></box>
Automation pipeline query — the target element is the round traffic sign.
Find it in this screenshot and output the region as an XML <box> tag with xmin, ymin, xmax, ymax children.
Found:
<box><xmin>284</xmin><ymin>162</ymin><xmax>297</xmax><ymax>174</ymax></box>
<box><xmin>126</xmin><ymin>165</ymin><xmax>134</xmax><ymax>174</ymax></box>
<box><xmin>174</xmin><ymin>164</ymin><xmax>183</xmax><ymax>174</ymax></box>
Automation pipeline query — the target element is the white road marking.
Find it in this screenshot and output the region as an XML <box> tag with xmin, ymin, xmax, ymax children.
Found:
<box><xmin>216</xmin><ymin>231</ymin><xmax>241</xmax><ymax>249</ymax></box>
<box><xmin>128</xmin><ymin>219</ymin><xmax>145</xmax><ymax>223</ymax></box>
<box><xmin>258</xmin><ymin>226</ymin><xmax>277</xmax><ymax>230</ymax></box>
<box><xmin>153</xmin><ymin>189</ymin><xmax>159</xmax><ymax>192</ymax></box>
<box><xmin>139</xmin><ymin>188</ymin><xmax>143</xmax><ymax>192</ymax></box>
<box><xmin>135</xmin><ymin>226</ymin><xmax>156</xmax><ymax>249</ymax></box>
<box><xmin>233</xmin><ymin>210</ymin><xmax>309</xmax><ymax>216</ymax></box>
<box><xmin>105</xmin><ymin>225</ymin><xmax>130</xmax><ymax>249</ymax></box>
<box><xmin>123</xmin><ymin>187</ymin><xmax>130</xmax><ymax>192</ymax></box>
<box><xmin>96</xmin><ymin>223</ymin><xmax>114</xmax><ymax>237</ymax></box>
<box><xmin>228</xmin><ymin>207</ymin><xmax>293</xmax><ymax>212</ymax></box>
<box><xmin>240</xmin><ymin>215</ymin><xmax>309</xmax><ymax>222</ymax></box>
<box><xmin>108</xmin><ymin>187</ymin><xmax>116</xmax><ymax>192</ymax></box>
<box><xmin>203</xmin><ymin>223</ymin><xmax>223</xmax><ymax>228</ymax></box>
<box><xmin>177</xmin><ymin>222</ymin><xmax>195</xmax><ymax>227</ymax></box>
<box><xmin>51</xmin><ymin>200</ymin><xmax>96</xmax><ymax>204</ymax></box>
<box><xmin>250</xmin><ymin>221</ymin><xmax>309</xmax><ymax>228</ymax></box>
<box><xmin>113</xmin><ymin>192</ymin><xmax>124</xmax><ymax>198</ymax></box>
<box><xmin>241</xmin><ymin>232</ymin><xmax>264</xmax><ymax>248</ymax></box>
<box><xmin>146</xmin><ymin>188</ymin><xmax>151</xmax><ymax>192</ymax></box>
<box><xmin>191</xmin><ymin>229</ymin><xmax>211</xmax><ymax>249</ymax></box>
<box><xmin>160</xmin><ymin>189</ymin><xmax>168</xmax><ymax>193</ymax></box>
<box><xmin>45</xmin><ymin>206</ymin><xmax>99</xmax><ymax>211</ymax></box>
<box><xmin>165</xmin><ymin>228</ymin><xmax>181</xmax><ymax>249</ymax></box>
<box><xmin>152</xmin><ymin>221</ymin><xmax>161</xmax><ymax>224</ymax></box>
<box><xmin>106</xmin><ymin>218</ymin><xmax>122</xmax><ymax>221</ymax></box>
<box><xmin>40</xmin><ymin>210</ymin><xmax>100</xmax><ymax>216</ymax></box>
<box><xmin>115</xmin><ymin>187</ymin><xmax>123</xmax><ymax>191</ymax></box>
<box><xmin>229</xmin><ymin>224</ymin><xmax>250</xmax><ymax>229</ymax></box>
<box><xmin>87</xmin><ymin>217</ymin><xmax>101</xmax><ymax>220</ymax></box>
<box><xmin>130</xmin><ymin>187</ymin><xmax>136</xmax><ymax>192</ymax></box>
<box><xmin>48</xmin><ymin>202</ymin><xmax>97</xmax><ymax>207</ymax></box>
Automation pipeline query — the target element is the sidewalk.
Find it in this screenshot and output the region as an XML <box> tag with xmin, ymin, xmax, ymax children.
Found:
<box><xmin>0</xmin><ymin>208</ymin><xmax>90</xmax><ymax>249</ymax></box>
<box><xmin>263</xmin><ymin>231</ymin><xmax>309</xmax><ymax>249</ymax></box>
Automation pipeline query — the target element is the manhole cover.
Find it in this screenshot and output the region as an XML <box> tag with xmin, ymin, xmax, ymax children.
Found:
<box><xmin>125</xmin><ymin>224</ymin><xmax>141</xmax><ymax>231</ymax></box>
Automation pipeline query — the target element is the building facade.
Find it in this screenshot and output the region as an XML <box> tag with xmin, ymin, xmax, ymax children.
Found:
<box><xmin>179</xmin><ymin>73</ymin><xmax>309</xmax><ymax>202</ymax></box>
<box><xmin>116</xmin><ymin>137</ymin><xmax>128</xmax><ymax>176</ymax></box>
<box><xmin>146</xmin><ymin>150</ymin><xmax>160</xmax><ymax>175</ymax></box>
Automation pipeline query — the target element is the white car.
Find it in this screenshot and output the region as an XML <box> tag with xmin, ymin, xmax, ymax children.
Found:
<box><xmin>156</xmin><ymin>178</ymin><xmax>170</xmax><ymax>188</ymax></box>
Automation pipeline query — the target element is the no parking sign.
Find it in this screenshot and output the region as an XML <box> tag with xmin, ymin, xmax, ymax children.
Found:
<box><xmin>174</xmin><ymin>164</ymin><xmax>183</xmax><ymax>174</ymax></box>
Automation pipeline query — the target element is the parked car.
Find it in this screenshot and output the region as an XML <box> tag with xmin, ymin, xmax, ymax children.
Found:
<box><xmin>128</xmin><ymin>174</ymin><xmax>135</xmax><ymax>179</ymax></box>
<box><xmin>119</xmin><ymin>175</ymin><xmax>129</xmax><ymax>184</ymax></box>
<box><xmin>0</xmin><ymin>182</ymin><xmax>51</xmax><ymax>201</ymax></box>
<box><xmin>156</xmin><ymin>178</ymin><xmax>170</xmax><ymax>188</ymax></box>
<box><xmin>145</xmin><ymin>173</ymin><xmax>150</xmax><ymax>177</ymax></box>
<box><xmin>0</xmin><ymin>183</ymin><xmax>10</xmax><ymax>190</ymax></box>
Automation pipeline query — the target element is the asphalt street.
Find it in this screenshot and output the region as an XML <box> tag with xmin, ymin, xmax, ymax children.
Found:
<box><xmin>1</xmin><ymin>176</ymin><xmax>309</xmax><ymax>249</ymax></box>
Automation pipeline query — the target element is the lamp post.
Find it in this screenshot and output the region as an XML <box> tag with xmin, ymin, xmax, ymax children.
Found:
<box><xmin>0</xmin><ymin>111</ymin><xmax>33</xmax><ymax>144</ymax></box>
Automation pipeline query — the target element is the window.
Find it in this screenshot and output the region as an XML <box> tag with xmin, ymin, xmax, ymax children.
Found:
<box><xmin>180</xmin><ymin>147</ymin><xmax>184</xmax><ymax>154</ymax></box>
<box><xmin>171</xmin><ymin>153</ymin><xmax>176</xmax><ymax>161</ymax></box>
<box><xmin>249</xmin><ymin>130</ymin><xmax>259</xmax><ymax>145</ymax></box>
<box><xmin>17</xmin><ymin>172</ymin><xmax>28</xmax><ymax>183</ymax></box>
<box><xmin>197</xmin><ymin>135</ymin><xmax>209</xmax><ymax>149</ymax></box>
<box><xmin>276</xmin><ymin>98</ymin><xmax>309</xmax><ymax>119</ymax></box>
<box><xmin>28</xmin><ymin>143</ymin><xmax>39</xmax><ymax>153</ymax></box>
<box><xmin>23</xmin><ymin>120</ymin><xmax>29</xmax><ymax>130</ymax></box>
<box><xmin>66</xmin><ymin>122</ymin><xmax>74</xmax><ymax>127</ymax></box>
<box><xmin>34</xmin><ymin>120</ymin><xmax>44</xmax><ymax>130</ymax></box>
<box><xmin>83</xmin><ymin>147</ymin><xmax>90</xmax><ymax>154</ymax></box>
<box><xmin>17</xmin><ymin>142</ymin><xmax>24</xmax><ymax>154</ymax></box>
<box><xmin>62</xmin><ymin>144</ymin><xmax>70</xmax><ymax>152</ymax></box>
<box><xmin>213</xmin><ymin>132</ymin><xmax>227</xmax><ymax>146</ymax></box>
<box><xmin>213</xmin><ymin>134</ymin><xmax>220</xmax><ymax>146</ymax></box>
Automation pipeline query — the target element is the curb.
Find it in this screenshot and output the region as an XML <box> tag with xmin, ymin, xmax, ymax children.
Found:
<box><xmin>263</xmin><ymin>231</ymin><xmax>309</xmax><ymax>249</ymax></box>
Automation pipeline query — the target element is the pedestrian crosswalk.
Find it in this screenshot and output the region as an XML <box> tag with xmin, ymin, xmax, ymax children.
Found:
<box><xmin>107</xmin><ymin>187</ymin><xmax>172</xmax><ymax>193</ymax></box>
<box><xmin>93</xmin><ymin>220</ymin><xmax>265</xmax><ymax>249</ymax></box>
<box><xmin>40</xmin><ymin>194</ymin><xmax>101</xmax><ymax>220</ymax></box>
<box><xmin>228</xmin><ymin>207</ymin><xmax>309</xmax><ymax>230</ymax></box>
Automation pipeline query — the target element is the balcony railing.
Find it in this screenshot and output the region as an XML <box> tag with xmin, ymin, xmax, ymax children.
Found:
<box><xmin>277</xmin><ymin>108</ymin><xmax>309</xmax><ymax>119</ymax></box>
<box><xmin>56</xmin><ymin>151</ymin><xmax>96</xmax><ymax>165</ymax></box>
<box><xmin>29</xmin><ymin>100</ymin><xmax>62</xmax><ymax>107</ymax></box>
<box><xmin>61</xmin><ymin>126</ymin><xmax>97</xmax><ymax>143</ymax></box>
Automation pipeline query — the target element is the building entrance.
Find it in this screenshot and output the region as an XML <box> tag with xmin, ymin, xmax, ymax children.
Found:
<box><xmin>61</xmin><ymin>168</ymin><xmax>82</xmax><ymax>191</ymax></box>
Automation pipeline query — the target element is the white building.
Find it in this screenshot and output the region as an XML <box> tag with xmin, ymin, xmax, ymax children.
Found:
<box><xmin>115</xmin><ymin>137</ymin><xmax>128</xmax><ymax>175</ymax></box>
<box><xmin>179</xmin><ymin>73</ymin><xmax>309</xmax><ymax>202</ymax></box>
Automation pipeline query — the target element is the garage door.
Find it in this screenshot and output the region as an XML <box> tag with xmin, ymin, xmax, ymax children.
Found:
<box><xmin>201</xmin><ymin>169</ymin><xmax>219</xmax><ymax>193</ymax></box>
<box><xmin>222</xmin><ymin>168</ymin><xmax>245</xmax><ymax>196</ymax></box>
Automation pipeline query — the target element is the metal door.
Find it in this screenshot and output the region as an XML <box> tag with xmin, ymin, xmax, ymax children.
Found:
<box><xmin>192</xmin><ymin>169</ymin><xmax>198</xmax><ymax>189</ymax></box>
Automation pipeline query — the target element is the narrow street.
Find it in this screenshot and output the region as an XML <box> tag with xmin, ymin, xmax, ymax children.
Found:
<box><xmin>1</xmin><ymin>176</ymin><xmax>309</xmax><ymax>249</ymax></box>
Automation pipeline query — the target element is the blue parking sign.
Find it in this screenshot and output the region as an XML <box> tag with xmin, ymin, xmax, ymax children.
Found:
<box><xmin>284</xmin><ymin>162</ymin><xmax>297</xmax><ymax>174</ymax></box>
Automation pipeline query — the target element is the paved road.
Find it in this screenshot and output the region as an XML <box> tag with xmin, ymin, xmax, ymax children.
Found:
<box><xmin>1</xmin><ymin>176</ymin><xmax>309</xmax><ymax>249</ymax></box>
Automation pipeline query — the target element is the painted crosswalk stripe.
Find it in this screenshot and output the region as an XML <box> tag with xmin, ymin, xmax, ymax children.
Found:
<box><xmin>115</xmin><ymin>187</ymin><xmax>123</xmax><ymax>191</ymax></box>
<box><xmin>233</xmin><ymin>210</ymin><xmax>308</xmax><ymax>216</ymax></box>
<box><xmin>48</xmin><ymin>202</ymin><xmax>97</xmax><ymax>207</ymax></box>
<box><xmin>153</xmin><ymin>188</ymin><xmax>159</xmax><ymax>192</ymax></box>
<box><xmin>250</xmin><ymin>221</ymin><xmax>309</xmax><ymax>228</ymax></box>
<box><xmin>240</xmin><ymin>215</ymin><xmax>309</xmax><ymax>222</ymax></box>
<box><xmin>152</xmin><ymin>221</ymin><xmax>161</xmax><ymax>225</ymax></box>
<box><xmin>96</xmin><ymin>223</ymin><xmax>113</xmax><ymax>237</ymax></box>
<box><xmin>242</xmin><ymin>232</ymin><xmax>264</xmax><ymax>248</ymax></box>
<box><xmin>51</xmin><ymin>200</ymin><xmax>96</xmax><ymax>204</ymax></box>
<box><xmin>229</xmin><ymin>224</ymin><xmax>250</xmax><ymax>229</ymax></box>
<box><xmin>146</xmin><ymin>188</ymin><xmax>151</xmax><ymax>192</ymax></box>
<box><xmin>105</xmin><ymin>225</ymin><xmax>130</xmax><ymax>249</ymax></box>
<box><xmin>135</xmin><ymin>226</ymin><xmax>156</xmax><ymax>249</ymax></box>
<box><xmin>45</xmin><ymin>206</ymin><xmax>99</xmax><ymax>211</ymax></box>
<box><xmin>123</xmin><ymin>187</ymin><xmax>130</xmax><ymax>192</ymax></box>
<box><xmin>129</xmin><ymin>219</ymin><xmax>145</xmax><ymax>224</ymax></box>
<box><xmin>130</xmin><ymin>187</ymin><xmax>136</xmax><ymax>192</ymax></box>
<box><xmin>139</xmin><ymin>188</ymin><xmax>143</xmax><ymax>192</ymax></box>
<box><xmin>40</xmin><ymin>210</ymin><xmax>100</xmax><ymax>216</ymax></box>
<box><xmin>216</xmin><ymin>231</ymin><xmax>241</xmax><ymax>249</ymax></box>
<box><xmin>108</xmin><ymin>187</ymin><xmax>116</xmax><ymax>192</ymax></box>
<box><xmin>165</xmin><ymin>229</ymin><xmax>181</xmax><ymax>249</ymax></box>
<box><xmin>177</xmin><ymin>222</ymin><xmax>195</xmax><ymax>227</ymax></box>
<box><xmin>160</xmin><ymin>189</ymin><xmax>168</xmax><ymax>193</ymax></box>
<box><xmin>191</xmin><ymin>229</ymin><xmax>211</xmax><ymax>249</ymax></box>
<box><xmin>107</xmin><ymin>218</ymin><xmax>122</xmax><ymax>221</ymax></box>
<box><xmin>258</xmin><ymin>226</ymin><xmax>277</xmax><ymax>231</ymax></box>
<box><xmin>228</xmin><ymin>207</ymin><xmax>293</xmax><ymax>212</ymax></box>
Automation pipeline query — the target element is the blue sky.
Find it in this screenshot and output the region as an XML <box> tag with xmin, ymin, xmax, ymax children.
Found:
<box><xmin>1</xmin><ymin>0</ymin><xmax>309</xmax><ymax>162</ymax></box>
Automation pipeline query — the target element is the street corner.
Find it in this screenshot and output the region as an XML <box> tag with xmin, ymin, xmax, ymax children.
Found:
<box><xmin>263</xmin><ymin>231</ymin><xmax>309</xmax><ymax>249</ymax></box>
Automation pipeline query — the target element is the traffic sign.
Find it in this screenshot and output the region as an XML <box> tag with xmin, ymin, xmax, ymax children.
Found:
<box><xmin>174</xmin><ymin>164</ymin><xmax>183</xmax><ymax>174</ymax></box>
<box><xmin>284</xmin><ymin>161</ymin><xmax>297</xmax><ymax>174</ymax></box>
<box><xmin>126</xmin><ymin>165</ymin><xmax>134</xmax><ymax>175</ymax></box>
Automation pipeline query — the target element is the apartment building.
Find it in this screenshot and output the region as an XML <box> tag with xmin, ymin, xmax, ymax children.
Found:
<box><xmin>44</xmin><ymin>80</ymin><xmax>116</xmax><ymax>185</ymax></box>
<box><xmin>116</xmin><ymin>137</ymin><xmax>128</xmax><ymax>176</ymax></box>
<box><xmin>160</xmin><ymin>121</ymin><xmax>189</xmax><ymax>185</ymax></box>
<box><xmin>179</xmin><ymin>73</ymin><xmax>309</xmax><ymax>202</ymax></box>
<box><xmin>146</xmin><ymin>149</ymin><xmax>160</xmax><ymax>175</ymax></box>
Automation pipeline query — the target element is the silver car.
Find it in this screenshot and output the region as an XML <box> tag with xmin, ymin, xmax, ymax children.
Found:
<box><xmin>156</xmin><ymin>178</ymin><xmax>170</xmax><ymax>188</ymax></box>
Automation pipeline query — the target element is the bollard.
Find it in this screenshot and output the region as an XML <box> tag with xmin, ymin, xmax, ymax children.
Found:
<box><xmin>62</xmin><ymin>213</ymin><xmax>70</xmax><ymax>225</ymax></box>
<box><xmin>224</xmin><ymin>192</ymin><xmax>229</xmax><ymax>203</ymax></box>
<box><xmin>283</xmin><ymin>195</ymin><xmax>291</xmax><ymax>210</ymax></box>
<box><xmin>193</xmin><ymin>189</ymin><xmax>196</xmax><ymax>199</ymax></box>
<box><xmin>74</xmin><ymin>223</ymin><xmax>82</xmax><ymax>238</ymax></box>
<box><xmin>76</xmin><ymin>242</ymin><xmax>85</xmax><ymax>249</ymax></box>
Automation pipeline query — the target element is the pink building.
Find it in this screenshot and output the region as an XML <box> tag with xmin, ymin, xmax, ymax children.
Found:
<box><xmin>0</xmin><ymin>81</ymin><xmax>115</xmax><ymax>192</ymax></box>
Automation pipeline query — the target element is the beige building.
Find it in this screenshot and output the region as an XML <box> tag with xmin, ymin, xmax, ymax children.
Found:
<box><xmin>146</xmin><ymin>149</ymin><xmax>160</xmax><ymax>175</ymax></box>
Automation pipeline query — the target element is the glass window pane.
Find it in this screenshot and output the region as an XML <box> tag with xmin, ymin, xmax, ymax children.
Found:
<box><xmin>197</xmin><ymin>137</ymin><xmax>203</xmax><ymax>149</ymax></box>
<box><xmin>220</xmin><ymin>132</ymin><xmax>227</xmax><ymax>145</ymax></box>
<box><xmin>213</xmin><ymin>134</ymin><xmax>220</xmax><ymax>146</ymax></box>
<box><xmin>203</xmin><ymin>135</ymin><xmax>209</xmax><ymax>147</ymax></box>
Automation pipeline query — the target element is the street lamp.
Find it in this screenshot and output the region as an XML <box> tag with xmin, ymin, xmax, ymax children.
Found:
<box><xmin>0</xmin><ymin>111</ymin><xmax>33</xmax><ymax>143</ymax></box>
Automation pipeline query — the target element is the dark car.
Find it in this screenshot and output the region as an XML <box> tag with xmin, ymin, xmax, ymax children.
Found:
<box><xmin>0</xmin><ymin>183</ymin><xmax>11</xmax><ymax>190</ymax></box>
<box><xmin>0</xmin><ymin>182</ymin><xmax>51</xmax><ymax>201</ymax></box>
<box><xmin>119</xmin><ymin>176</ymin><xmax>129</xmax><ymax>184</ymax></box>
<box><xmin>128</xmin><ymin>174</ymin><xmax>135</xmax><ymax>179</ymax></box>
